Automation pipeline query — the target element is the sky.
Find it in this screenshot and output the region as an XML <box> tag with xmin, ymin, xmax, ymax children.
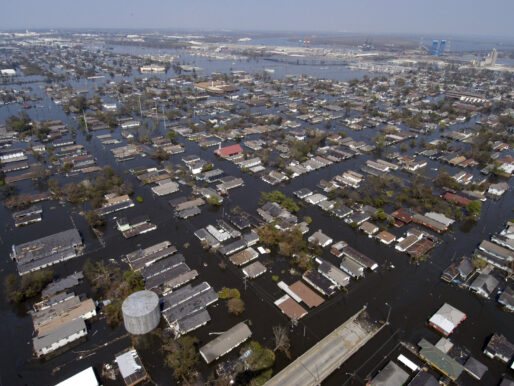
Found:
<box><xmin>1</xmin><ymin>0</ymin><xmax>513</xmax><ymax>38</ymax></box>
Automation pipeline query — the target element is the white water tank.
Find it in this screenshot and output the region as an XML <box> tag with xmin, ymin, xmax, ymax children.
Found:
<box><xmin>122</xmin><ymin>290</ymin><xmax>160</xmax><ymax>335</ymax></box>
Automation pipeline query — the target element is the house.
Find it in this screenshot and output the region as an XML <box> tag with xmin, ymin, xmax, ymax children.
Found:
<box><xmin>341</xmin><ymin>246</ymin><xmax>378</xmax><ymax>270</ymax></box>
<box><xmin>331</xmin><ymin>205</ymin><xmax>353</xmax><ymax>219</ymax></box>
<box><xmin>396</xmin><ymin>234</ymin><xmax>422</xmax><ymax>252</ymax></box>
<box><xmin>199</xmin><ymin>323</ymin><xmax>252</xmax><ymax>364</ymax></box>
<box><xmin>308</xmin><ymin>230</ymin><xmax>333</xmax><ymax>247</ymax></box>
<box><xmin>359</xmin><ymin>221</ymin><xmax>379</xmax><ymax>236</ymax></box>
<box><xmin>340</xmin><ymin>257</ymin><xmax>365</xmax><ymax>278</ymax></box>
<box><xmin>376</xmin><ymin>231</ymin><xmax>396</xmax><ymax>245</ymax></box>
<box><xmin>498</xmin><ymin>286</ymin><xmax>514</xmax><ymax>312</ymax></box>
<box><xmin>55</xmin><ymin>367</ymin><xmax>99</xmax><ymax>386</ymax></box>
<box><xmin>33</xmin><ymin>318</ymin><xmax>87</xmax><ymax>357</ymax></box>
<box><xmin>456</xmin><ymin>257</ymin><xmax>475</xmax><ymax>281</ymax></box>
<box><xmin>408</xmin><ymin>370</ymin><xmax>439</xmax><ymax>386</ymax></box>
<box><xmin>345</xmin><ymin>211</ymin><xmax>370</xmax><ymax>226</ymax></box>
<box><xmin>469</xmin><ymin>273</ymin><xmax>499</xmax><ymax>298</ymax></box>
<box><xmin>464</xmin><ymin>357</ymin><xmax>488</xmax><ymax>381</ymax></box>
<box><xmin>274</xmin><ymin>293</ymin><xmax>308</xmax><ymax>319</ymax></box>
<box><xmin>294</xmin><ymin>188</ymin><xmax>313</xmax><ymax>199</ymax></box>
<box><xmin>442</xmin><ymin>192</ymin><xmax>471</xmax><ymax>207</ymax></box>
<box><xmin>316</xmin><ymin>257</ymin><xmax>350</xmax><ymax>288</ymax></box>
<box><xmin>412</xmin><ymin>214</ymin><xmax>448</xmax><ymax>233</ymax></box>
<box><xmin>302</xmin><ymin>269</ymin><xmax>337</xmax><ymax>297</ymax></box>
<box><xmin>488</xmin><ymin>182</ymin><xmax>509</xmax><ymax>197</ymax></box>
<box><xmin>441</xmin><ymin>263</ymin><xmax>459</xmax><ymax>283</ymax></box>
<box><xmin>418</xmin><ymin>338</ymin><xmax>464</xmax><ymax>381</ymax></box>
<box><xmin>115</xmin><ymin>348</ymin><xmax>149</xmax><ymax>386</ymax></box>
<box><xmin>428</xmin><ymin>303</ymin><xmax>466</xmax><ymax>336</ymax></box>
<box><xmin>11</xmin><ymin>229</ymin><xmax>83</xmax><ymax>275</ymax></box>
<box><xmin>242</xmin><ymin>261</ymin><xmax>267</xmax><ymax>279</ymax></box>
<box><xmin>214</xmin><ymin>144</ymin><xmax>243</xmax><ymax>158</ymax></box>
<box><xmin>370</xmin><ymin>361</ymin><xmax>409</xmax><ymax>386</ymax></box>
<box><xmin>484</xmin><ymin>334</ymin><xmax>514</xmax><ymax>363</ymax></box>
<box><xmin>392</xmin><ymin>207</ymin><xmax>413</xmax><ymax>225</ymax></box>
<box><xmin>305</xmin><ymin>193</ymin><xmax>327</xmax><ymax>205</ymax></box>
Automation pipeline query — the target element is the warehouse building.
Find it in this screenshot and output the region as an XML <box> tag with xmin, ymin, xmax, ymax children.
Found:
<box><xmin>200</xmin><ymin>322</ymin><xmax>252</xmax><ymax>364</ymax></box>
<box><xmin>11</xmin><ymin>229</ymin><xmax>83</xmax><ymax>275</ymax></box>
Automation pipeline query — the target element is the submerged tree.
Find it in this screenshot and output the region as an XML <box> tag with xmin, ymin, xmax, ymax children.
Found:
<box><xmin>164</xmin><ymin>335</ymin><xmax>200</xmax><ymax>383</ymax></box>
<box><xmin>272</xmin><ymin>325</ymin><xmax>291</xmax><ymax>358</ymax></box>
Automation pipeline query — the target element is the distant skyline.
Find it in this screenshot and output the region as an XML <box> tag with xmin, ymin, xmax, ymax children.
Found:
<box><xmin>2</xmin><ymin>0</ymin><xmax>514</xmax><ymax>39</ymax></box>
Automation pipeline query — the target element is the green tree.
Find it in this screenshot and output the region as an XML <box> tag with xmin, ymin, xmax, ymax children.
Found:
<box><xmin>164</xmin><ymin>336</ymin><xmax>200</xmax><ymax>382</ymax></box>
<box><xmin>227</xmin><ymin>298</ymin><xmax>245</xmax><ymax>315</ymax></box>
<box><xmin>218</xmin><ymin>287</ymin><xmax>240</xmax><ymax>299</ymax></box>
<box><xmin>85</xmin><ymin>210</ymin><xmax>105</xmax><ymax>228</ymax></box>
<box><xmin>466</xmin><ymin>201</ymin><xmax>482</xmax><ymax>218</ymax></box>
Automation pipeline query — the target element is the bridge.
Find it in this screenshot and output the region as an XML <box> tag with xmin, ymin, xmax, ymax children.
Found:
<box><xmin>265</xmin><ymin>306</ymin><xmax>386</xmax><ymax>386</ymax></box>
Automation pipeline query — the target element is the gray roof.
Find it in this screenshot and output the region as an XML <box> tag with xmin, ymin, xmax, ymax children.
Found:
<box><xmin>371</xmin><ymin>361</ymin><xmax>409</xmax><ymax>386</ymax></box>
<box><xmin>42</xmin><ymin>272</ymin><xmax>83</xmax><ymax>298</ymax></box>
<box><xmin>163</xmin><ymin>288</ymin><xmax>217</xmax><ymax>324</ymax></box>
<box><xmin>144</xmin><ymin>263</ymin><xmax>191</xmax><ymax>290</ymax></box>
<box><xmin>161</xmin><ymin>282</ymin><xmax>211</xmax><ymax>312</ymax></box>
<box><xmin>317</xmin><ymin>258</ymin><xmax>350</xmax><ymax>287</ymax></box>
<box><xmin>140</xmin><ymin>254</ymin><xmax>185</xmax><ymax>280</ymax></box>
<box><xmin>464</xmin><ymin>356</ymin><xmax>488</xmax><ymax>380</ymax></box>
<box><xmin>470</xmin><ymin>273</ymin><xmax>499</xmax><ymax>297</ymax></box>
<box><xmin>33</xmin><ymin>318</ymin><xmax>86</xmax><ymax>352</ymax></box>
<box><xmin>115</xmin><ymin>349</ymin><xmax>147</xmax><ymax>384</ymax></box>
<box><xmin>13</xmin><ymin>228</ymin><xmax>82</xmax><ymax>263</ymax></box>
<box><xmin>122</xmin><ymin>290</ymin><xmax>159</xmax><ymax>318</ymax></box>
<box><xmin>200</xmin><ymin>322</ymin><xmax>252</xmax><ymax>364</ymax></box>
<box><xmin>498</xmin><ymin>286</ymin><xmax>514</xmax><ymax>309</ymax></box>
<box><xmin>176</xmin><ymin>309</ymin><xmax>211</xmax><ymax>334</ymax></box>
<box><xmin>408</xmin><ymin>370</ymin><xmax>439</xmax><ymax>386</ymax></box>
<box><xmin>242</xmin><ymin>261</ymin><xmax>267</xmax><ymax>278</ymax></box>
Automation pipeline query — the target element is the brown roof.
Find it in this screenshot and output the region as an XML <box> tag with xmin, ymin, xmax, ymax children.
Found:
<box><xmin>275</xmin><ymin>296</ymin><xmax>307</xmax><ymax>320</ymax></box>
<box><xmin>289</xmin><ymin>281</ymin><xmax>324</xmax><ymax>308</ymax></box>
<box><xmin>215</xmin><ymin>144</ymin><xmax>243</xmax><ymax>157</ymax></box>
<box><xmin>376</xmin><ymin>231</ymin><xmax>396</xmax><ymax>243</ymax></box>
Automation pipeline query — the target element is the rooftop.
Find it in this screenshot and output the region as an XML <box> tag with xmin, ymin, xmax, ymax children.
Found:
<box><xmin>199</xmin><ymin>322</ymin><xmax>252</xmax><ymax>364</ymax></box>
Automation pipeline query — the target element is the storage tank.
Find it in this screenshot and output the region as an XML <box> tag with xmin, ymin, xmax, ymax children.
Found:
<box><xmin>122</xmin><ymin>290</ymin><xmax>160</xmax><ymax>335</ymax></box>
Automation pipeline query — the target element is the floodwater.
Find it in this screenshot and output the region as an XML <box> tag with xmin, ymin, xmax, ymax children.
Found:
<box><xmin>0</xmin><ymin>48</ymin><xmax>513</xmax><ymax>385</ymax></box>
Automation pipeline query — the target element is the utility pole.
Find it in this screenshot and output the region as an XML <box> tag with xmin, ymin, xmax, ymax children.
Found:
<box><xmin>385</xmin><ymin>302</ymin><xmax>392</xmax><ymax>325</ymax></box>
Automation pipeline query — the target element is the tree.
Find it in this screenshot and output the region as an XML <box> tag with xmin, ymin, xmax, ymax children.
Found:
<box><xmin>272</xmin><ymin>325</ymin><xmax>291</xmax><ymax>358</ymax></box>
<box><xmin>207</xmin><ymin>195</ymin><xmax>222</xmax><ymax>206</ymax></box>
<box><xmin>466</xmin><ymin>201</ymin><xmax>482</xmax><ymax>218</ymax></box>
<box><xmin>164</xmin><ymin>336</ymin><xmax>200</xmax><ymax>382</ymax></box>
<box><xmin>228</xmin><ymin>298</ymin><xmax>245</xmax><ymax>315</ymax></box>
<box><xmin>166</xmin><ymin>129</ymin><xmax>178</xmax><ymax>143</ymax></box>
<box><xmin>85</xmin><ymin>210</ymin><xmax>105</xmax><ymax>228</ymax></box>
<box><xmin>218</xmin><ymin>287</ymin><xmax>240</xmax><ymax>299</ymax></box>
<box><xmin>4</xmin><ymin>270</ymin><xmax>54</xmax><ymax>303</ymax></box>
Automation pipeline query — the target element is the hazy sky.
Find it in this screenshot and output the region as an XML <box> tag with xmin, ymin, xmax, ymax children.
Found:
<box><xmin>1</xmin><ymin>0</ymin><xmax>513</xmax><ymax>38</ymax></box>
